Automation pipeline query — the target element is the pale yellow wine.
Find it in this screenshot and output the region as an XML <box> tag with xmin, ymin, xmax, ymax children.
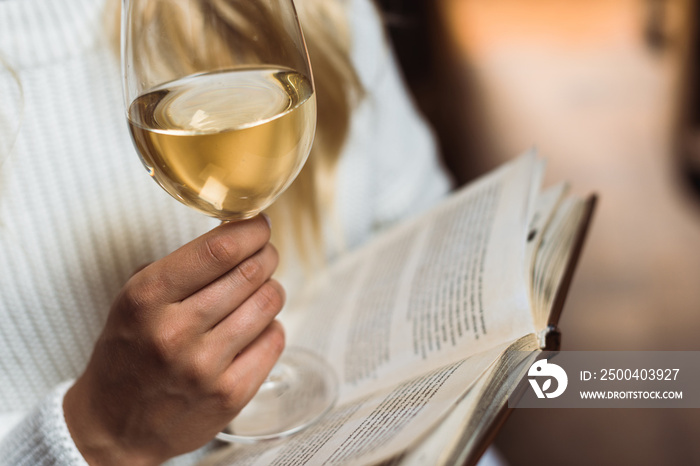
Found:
<box><xmin>128</xmin><ymin>67</ymin><xmax>316</xmax><ymax>220</ymax></box>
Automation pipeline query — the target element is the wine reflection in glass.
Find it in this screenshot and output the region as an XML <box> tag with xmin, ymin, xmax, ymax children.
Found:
<box><xmin>122</xmin><ymin>0</ymin><xmax>337</xmax><ymax>442</ymax></box>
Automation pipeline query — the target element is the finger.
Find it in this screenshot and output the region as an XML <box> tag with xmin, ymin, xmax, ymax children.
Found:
<box><xmin>131</xmin><ymin>216</ymin><xmax>271</xmax><ymax>304</ymax></box>
<box><xmin>218</xmin><ymin>320</ymin><xmax>285</xmax><ymax>409</ymax></box>
<box><xmin>208</xmin><ymin>279</ymin><xmax>286</xmax><ymax>363</ymax></box>
<box><xmin>181</xmin><ymin>243</ymin><xmax>279</xmax><ymax>331</ymax></box>
<box><xmin>130</xmin><ymin>263</ymin><xmax>152</xmax><ymax>277</ymax></box>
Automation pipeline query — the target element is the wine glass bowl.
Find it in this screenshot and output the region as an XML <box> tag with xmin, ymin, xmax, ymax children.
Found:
<box><xmin>122</xmin><ymin>0</ymin><xmax>336</xmax><ymax>441</ymax></box>
<box><xmin>122</xmin><ymin>0</ymin><xmax>316</xmax><ymax>221</ymax></box>
<box><xmin>127</xmin><ymin>67</ymin><xmax>316</xmax><ymax>220</ymax></box>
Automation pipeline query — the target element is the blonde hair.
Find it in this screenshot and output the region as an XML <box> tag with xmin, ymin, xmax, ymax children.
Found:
<box><xmin>109</xmin><ymin>0</ymin><xmax>363</xmax><ymax>267</ymax></box>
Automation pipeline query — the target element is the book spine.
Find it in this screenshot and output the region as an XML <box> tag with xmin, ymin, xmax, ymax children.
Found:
<box><xmin>538</xmin><ymin>324</ymin><xmax>561</xmax><ymax>350</ymax></box>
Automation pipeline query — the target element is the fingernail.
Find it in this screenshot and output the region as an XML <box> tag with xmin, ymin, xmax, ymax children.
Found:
<box><xmin>261</xmin><ymin>212</ymin><xmax>272</xmax><ymax>229</ymax></box>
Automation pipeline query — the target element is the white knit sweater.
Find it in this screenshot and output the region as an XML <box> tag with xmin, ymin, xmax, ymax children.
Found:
<box><xmin>0</xmin><ymin>0</ymin><xmax>450</xmax><ymax>464</ymax></box>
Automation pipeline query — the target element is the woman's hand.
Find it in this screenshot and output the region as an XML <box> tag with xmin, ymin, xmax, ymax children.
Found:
<box><xmin>63</xmin><ymin>216</ymin><xmax>285</xmax><ymax>466</ymax></box>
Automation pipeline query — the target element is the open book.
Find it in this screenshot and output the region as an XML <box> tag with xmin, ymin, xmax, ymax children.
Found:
<box><xmin>200</xmin><ymin>151</ymin><xmax>596</xmax><ymax>466</ymax></box>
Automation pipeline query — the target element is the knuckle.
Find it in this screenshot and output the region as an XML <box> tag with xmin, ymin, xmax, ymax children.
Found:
<box><xmin>151</xmin><ymin>322</ymin><xmax>183</xmax><ymax>363</ymax></box>
<box><xmin>203</xmin><ymin>234</ymin><xmax>239</xmax><ymax>268</ymax></box>
<box><xmin>121</xmin><ymin>271</ymin><xmax>170</xmax><ymax>311</ymax></box>
<box><xmin>213</xmin><ymin>376</ymin><xmax>244</xmax><ymax>413</ymax></box>
<box><xmin>119</xmin><ymin>284</ymin><xmax>143</xmax><ymax>314</ymax></box>
<box><xmin>118</xmin><ymin>281</ymin><xmax>152</xmax><ymax>322</ymax></box>
<box><xmin>235</xmin><ymin>255</ymin><xmax>264</xmax><ymax>287</ymax></box>
<box><xmin>181</xmin><ymin>350</ymin><xmax>213</xmax><ymax>386</ymax></box>
<box><xmin>253</xmin><ymin>281</ymin><xmax>285</xmax><ymax>316</ymax></box>
<box><xmin>266</xmin><ymin>321</ymin><xmax>286</xmax><ymax>356</ymax></box>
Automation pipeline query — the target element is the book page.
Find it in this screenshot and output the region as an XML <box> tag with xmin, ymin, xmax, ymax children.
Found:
<box><xmin>525</xmin><ymin>183</ymin><xmax>569</xmax><ymax>319</ymax></box>
<box><xmin>202</xmin><ymin>153</ymin><xmax>545</xmax><ymax>465</ymax></box>
<box><xmin>281</xmin><ymin>151</ymin><xmax>539</xmax><ymax>402</ymax></box>
<box><xmin>200</xmin><ymin>341</ymin><xmax>513</xmax><ymax>466</ymax></box>
<box><xmin>394</xmin><ymin>334</ymin><xmax>539</xmax><ymax>466</ymax></box>
<box><xmin>531</xmin><ymin>196</ymin><xmax>591</xmax><ymax>329</ymax></box>
<box><xmin>526</xmin><ymin>183</ymin><xmax>568</xmax><ymax>275</ymax></box>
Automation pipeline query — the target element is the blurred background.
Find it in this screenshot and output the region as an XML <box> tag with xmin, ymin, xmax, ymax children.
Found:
<box><xmin>377</xmin><ymin>0</ymin><xmax>700</xmax><ymax>464</ymax></box>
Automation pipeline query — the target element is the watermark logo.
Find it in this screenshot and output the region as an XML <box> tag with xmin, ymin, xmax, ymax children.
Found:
<box><xmin>528</xmin><ymin>359</ymin><xmax>568</xmax><ymax>398</ymax></box>
<box><xmin>510</xmin><ymin>351</ymin><xmax>698</xmax><ymax>408</ymax></box>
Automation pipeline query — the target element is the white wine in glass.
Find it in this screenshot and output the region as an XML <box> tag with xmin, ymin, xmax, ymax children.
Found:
<box><xmin>128</xmin><ymin>67</ymin><xmax>316</xmax><ymax>220</ymax></box>
<box><xmin>122</xmin><ymin>0</ymin><xmax>337</xmax><ymax>442</ymax></box>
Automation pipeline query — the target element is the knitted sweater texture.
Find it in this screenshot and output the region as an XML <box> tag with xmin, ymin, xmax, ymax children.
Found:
<box><xmin>0</xmin><ymin>0</ymin><xmax>450</xmax><ymax>463</ymax></box>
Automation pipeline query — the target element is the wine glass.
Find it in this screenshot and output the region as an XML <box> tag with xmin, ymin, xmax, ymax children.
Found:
<box><xmin>121</xmin><ymin>0</ymin><xmax>337</xmax><ymax>442</ymax></box>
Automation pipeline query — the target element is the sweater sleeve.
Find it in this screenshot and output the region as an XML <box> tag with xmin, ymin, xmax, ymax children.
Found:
<box><xmin>0</xmin><ymin>381</ymin><xmax>88</xmax><ymax>466</ymax></box>
<box><xmin>0</xmin><ymin>381</ymin><xmax>227</xmax><ymax>466</ymax></box>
